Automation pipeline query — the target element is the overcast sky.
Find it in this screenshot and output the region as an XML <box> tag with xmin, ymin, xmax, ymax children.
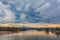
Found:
<box><xmin>0</xmin><ymin>0</ymin><xmax>60</xmax><ymax>23</ymax></box>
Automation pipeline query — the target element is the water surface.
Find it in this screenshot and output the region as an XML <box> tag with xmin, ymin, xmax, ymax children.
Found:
<box><xmin>0</xmin><ymin>31</ymin><xmax>60</xmax><ymax>40</ymax></box>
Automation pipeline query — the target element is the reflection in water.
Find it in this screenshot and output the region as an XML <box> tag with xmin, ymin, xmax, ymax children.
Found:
<box><xmin>0</xmin><ymin>31</ymin><xmax>60</xmax><ymax>40</ymax></box>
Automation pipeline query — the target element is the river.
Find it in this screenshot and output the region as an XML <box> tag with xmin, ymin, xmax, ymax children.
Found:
<box><xmin>0</xmin><ymin>30</ymin><xmax>60</xmax><ymax>40</ymax></box>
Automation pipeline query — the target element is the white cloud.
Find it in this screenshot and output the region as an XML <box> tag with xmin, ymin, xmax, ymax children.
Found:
<box><xmin>0</xmin><ymin>1</ymin><xmax>15</xmax><ymax>22</ymax></box>
<box><xmin>31</xmin><ymin>0</ymin><xmax>46</xmax><ymax>9</ymax></box>
<box><xmin>0</xmin><ymin>17</ymin><xmax>2</xmax><ymax>21</ymax></box>
<box><xmin>20</xmin><ymin>13</ymin><xmax>26</xmax><ymax>20</ymax></box>
<box><xmin>57</xmin><ymin>0</ymin><xmax>60</xmax><ymax>2</ymax></box>
<box><xmin>16</xmin><ymin>1</ymin><xmax>25</xmax><ymax>12</ymax></box>
<box><xmin>44</xmin><ymin>2</ymin><xmax>51</xmax><ymax>7</ymax></box>
<box><xmin>16</xmin><ymin>5</ymin><xmax>23</xmax><ymax>12</ymax></box>
<box><xmin>35</xmin><ymin>2</ymin><xmax>51</xmax><ymax>12</ymax></box>
<box><xmin>2</xmin><ymin>10</ymin><xmax>15</xmax><ymax>22</ymax></box>
<box><xmin>24</xmin><ymin>4</ymin><xmax>31</xmax><ymax>11</ymax></box>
